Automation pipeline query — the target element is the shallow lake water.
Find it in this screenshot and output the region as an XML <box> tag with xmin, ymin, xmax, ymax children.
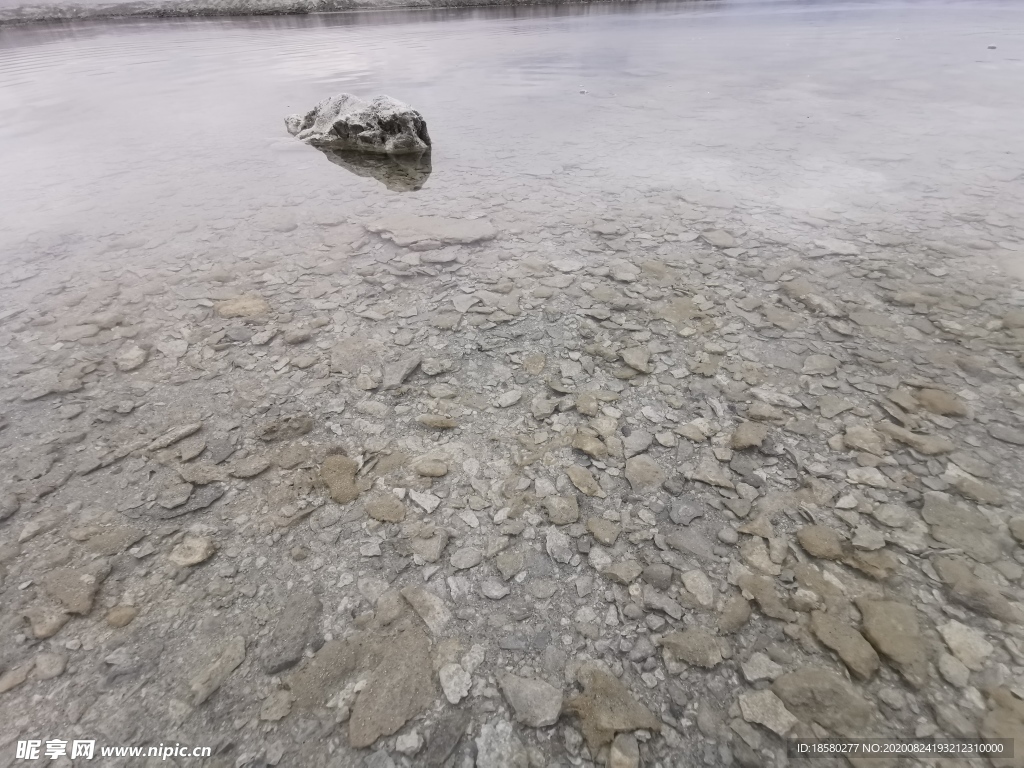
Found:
<box><xmin>1</xmin><ymin>0</ymin><xmax>1022</xmax><ymax>283</ymax></box>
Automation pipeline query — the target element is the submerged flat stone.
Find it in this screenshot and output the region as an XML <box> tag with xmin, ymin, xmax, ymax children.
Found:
<box><xmin>367</xmin><ymin>214</ymin><xmax>497</xmax><ymax>249</ymax></box>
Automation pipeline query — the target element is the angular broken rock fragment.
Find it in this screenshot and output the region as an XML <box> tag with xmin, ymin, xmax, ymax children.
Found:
<box><xmin>741</xmin><ymin>652</ymin><xmax>783</xmax><ymax>683</ymax></box>
<box><xmin>737</xmin><ymin>574</ymin><xmax>796</xmax><ymax>622</ymax></box>
<box><xmin>260</xmin><ymin>591</ymin><xmax>323</xmax><ymax>674</ymax></box>
<box><xmin>934</xmin><ymin>557</ymin><xmax>1022</xmax><ymax>624</ymax></box>
<box><xmin>475</xmin><ymin>720</ymin><xmax>528</xmax><ymax>768</ymax></box>
<box><xmin>572</xmin><ymin>433</ymin><xmax>607</xmax><ymax>459</ymax></box>
<box><xmin>587</xmin><ymin>518</ymin><xmax>620</xmax><ymax>546</ymax></box>
<box><xmin>259</xmin><ymin>413</ymin><xmax>314</xmax><ymax>442</ymax></box>
<box><xmin>945</xmin><ymin>470</ymin><xmax>1006</xmax><ymax>508</ymax></box>
<box><xmin>499</xmin><ymin>673</ymin><xmax>563</xmax><ymax>727</ymax></box>
<box><xmin>401</xmin><ymin>586</ymin><xmax>450</xmax><ymax>635</ymax></box>
<box><xmin>856</xmin><ymin>599</ymin><xmax>929</xmax><ymax>688</ymax></box>
<box><xmin>622</xmin><ymin>429</ymin><xmax>653</xmax><ymax>458</ymax></box>
<box><xmin>620</xmin><ymin>346</ymin><xmax>651</xmax><ymax>373</ymax></box>
<box><xmin>0</xmin><ymin>663</ymin><xmax>32</xmax><ymax>694</ymax></box>
<box><xmin>681</xmin><ymin>570</ymin><xmax>714</xmax><ymax>607</ymax></box>
<box><xmin>190</xmin><ymin>635</ymin><xmax>246</xmax><ymax>706</ymax></box>
<box><xmin>624</xmin><ymin>455</ymin><xmax>665</xmax><ymax>493</ymax></box>
<box><xmin>531</xmin><ymin>394</ymin><xmax>558</xmax><ymax>419</ymax></box>
<box><xmin>670</xmin><ymin>500</ymin><xmax>704</xmax><ymax>526</ymax></box>
<box><xmin>701</xmin><ymin>229</ymin><xmax>737</xmax><ymax>249</ymax></box>
<box><xmin>545</xmin><ymin>528</ymin><xmax>573</xmax><ymax>564</ymax></box>
<box><xmin>142</xmin><ymin>483</ymin><xmax>224</xmax><ymax>520</ymax></box>
<box><xmin>259</xmin><ymin>690</ymin><xmax>293</xmax><ymax>722</ymax></box>
<box><xmin>739</xmin><ymin>689</ymin><xmax>798</xmax><ymax>736</ymax></box>
<box><xmin>921</xmin><ymin>491</ymin><xmax>1002</xmax><ymax>562</ymax></box>
<box><xmin>451</xmin><ymin>547</ymin><xmax>483</xmax><ymax>570</ymax></box>
<box><xmin>988</xmin><ymin>424</ymin><xmax>1024</xmax><ymax>446</ymax></box>
<box><xmin>566</xmin><ymin>466</ymin><xmax>604</xmax><ymax>497</ymax></box>
<box><xmin>809</xmin><ymin>611</ymin><xmax>879</xmax><ymax>681</ymax></box>
<box><xmin>23</xmin><ymin>604</ymin><xmax>71</xmax><ymax>639</ymax></box>
<box><xmin>229</xmin><ymin>456</ymin><xmax>271</xmax><ymax>479</ymax></box>
<box><xmin>406</xmin><ymin>528</ymin><xmax>448</xmax><ymax>563</ymax></box>
<box><xmin>643</xmin><ymin>584</ymin><xmax>683</xmax><ymax>619</ymax></box>
<box><xmin>801</xmin><ymin>354</ymin><xmax>838</xmax><ymax>376</ymax></box>
<box><xmin>540</xmin><ymin>495</ymin><xmax>581</xmax><ymax>528</ymax></box>
<box><xmin>371</xmin><ymin>213</ymin><xmax>497</xmax><ymax>250</ymax></box>
<box><xmin>740</xmin><ymin>538</ymin><xmax>780</xmax><ymax>576</ymax></box>
<box><xmin>495</xmin><ymin>389</ymin><xmax>523</xmax><ymax>408</ymax></box>
<box><xmin>658</xmin><ymin>629</ymin><xmax>723</xmax><ymax>669</ymax></box>
<box><xmin>408</xmin><ymin>488</ymin><xmax>440</xmax><ymax>513</ymax></box>
<box><xmin>157</xmin><ymin>483</ymin><xmax>193</xmax><ymax>509</ymax></box>
<box><xmin>843</xmin><ymin>548</ymin><xmax>899</xmax><ymax>581</ymax></box>
<box><xmin>938</xmin><ymin>620</ymin><xmax>993</xmax><ymax>671</ymax></box>
<box><xmin>915</xmin><ymin>388</ymin><xmax>968</xmax><ymax>417</ymax></box>
<box><xmin>422</xmin><ymin>710</ymin><xmax>472</xmax><ymax>766</ymax></box>
<box><xmin>846</xmin><ymin>466</ymin><xmax>888</xmax><ymax>488</ymax></box>
<box><xmin>843</xmin><ymin>425</ymin><xmax>885</xmax><ymax>456</ymax></box>
<box><xmin>688</xmin><ymin>454</ymin><xmax>734</xmax><ymax>489</ymax></box>
<box><xmin>381</xmin><ymin>355</ymin><xmax>421</xmax><ymax>390</ymax></box>
<box><xmin>146</xmin><ymin>422</ymin><xmax>203</xmax><ymax>452</ymax></box>
<box><xmin>876</xmin><ymin>421</ymin><xmax>953</xmax><ymax>455</ymax></box>
<box><xmin>216</xmin><ymin>295</ymin><xmax>270</xmax><ymax>319</ymax></box>
<box><xmin>796</xmin><ymin>525</ymin><xmax>844</xmax><ymax>561</ymax></box>
<box><xmin>177</xmin><ymin>463</ymin><xmax>226</xmax><ymax>486</ymax></box>
<box><xmin>771</xmin><ymin>666</ymin><xmax>875</xmax><ymax>737</ymax></box>
<box><xmin>168</xmin><ymin>535</ymin><xmax>216</xmax><ymax>567</ymax></box>
<box><xmin>730</xmin><ymin>422</ymin><xmax>768</xmax><ymax>450</ymax></box>
<box><xmin>41</xmin><ymin>564</ymin><xmax>110</xmax><ymax>615</ymax></box>
<box><xmin>114</xmin><ymin>344</ymin><xmax>147</xmax><ymax>372</ymax></box>
<box><xmin>565</xmin><ymin>662</ymin><xmax>661</xmax><ymax>753</ymax></box>
<box><xmin>598</xmin><ymin>558</ymin><xmax>639</xmax><ymax>585</ymax></box>
<box><xmin>495</xmin><ymin>549</ymin><xmax>525</xmax><ymax>580</ymax></box>
<box><xmin>665</xmin><ymin>527</ymin><xmax>717</xmax><ymax>562</ymax></box>
<box><xmin>439</xmin><ymin>663</ymin><xmax>471</xmax><ymax>704</ymax></box>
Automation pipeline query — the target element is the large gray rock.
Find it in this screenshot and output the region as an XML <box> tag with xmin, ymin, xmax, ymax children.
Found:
<box><xmin>286</xmin><ymin>93</ymin><xmax>431</xmax><ymax>155</ymax></box>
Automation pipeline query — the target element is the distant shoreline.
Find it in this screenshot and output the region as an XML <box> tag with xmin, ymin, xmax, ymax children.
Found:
<box><xmin>0</xmin><ymin>0</ymin><xmax>643</xmax><ymax>27</ymax></box>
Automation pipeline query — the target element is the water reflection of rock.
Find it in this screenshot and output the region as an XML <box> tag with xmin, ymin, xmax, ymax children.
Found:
<box><xmin>317</xmin><ymin>148</ymin><xmax>431</xmax><ymax>192</ymax></box>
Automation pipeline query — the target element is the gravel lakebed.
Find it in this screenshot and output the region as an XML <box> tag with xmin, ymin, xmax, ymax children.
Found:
<box><xmin>2</xmin><ymin>188</ymin><xmax>1024</xmax><ymax>768</ymax></box>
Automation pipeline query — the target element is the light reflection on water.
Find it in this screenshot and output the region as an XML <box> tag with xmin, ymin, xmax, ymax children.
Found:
<box><xmin>0</xmin><ymin>0</ymin><xmax>1021</xmax><ymax>277</ymax></box>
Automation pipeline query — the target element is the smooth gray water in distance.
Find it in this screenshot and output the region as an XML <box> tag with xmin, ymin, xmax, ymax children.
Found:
<box><xmin>0</xmin><ymin>0</ymin><xmax>1022</xmax><ymax>286</ymax></box>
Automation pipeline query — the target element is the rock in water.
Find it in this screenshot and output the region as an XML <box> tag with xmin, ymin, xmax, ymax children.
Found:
<box><xmin>286</xmin><ymin>94</ymin><xmax>430</xmax><ymax>155</ymax></box>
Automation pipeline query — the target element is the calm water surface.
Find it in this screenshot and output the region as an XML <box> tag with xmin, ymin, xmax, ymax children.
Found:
<box><xmin>0</xmin><ymin>0</ymin><xmax>1022</xmax><ymax>280</ymax></box>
